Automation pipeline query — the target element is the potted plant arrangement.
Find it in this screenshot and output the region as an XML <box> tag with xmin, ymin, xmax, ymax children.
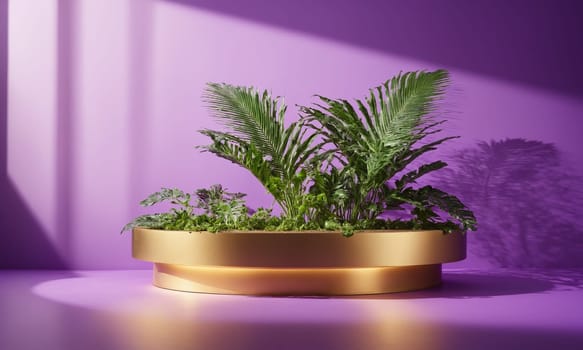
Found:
<box><xmin>124</xmin><ymin>69</ymin><xmax>476</xmax><ymax>295</ymax></box>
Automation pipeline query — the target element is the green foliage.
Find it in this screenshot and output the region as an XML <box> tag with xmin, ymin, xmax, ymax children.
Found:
<box><xmin>389</xmin><ymin>185</ymin><xmax>477</xmax><ymax>232</ymax></box>
<box><xmin>298</xmin><ymin>70</ymin><xmax>475</xmax><ymax>231</ymax></box>
<box><xmin>122</xmin><ymin>185</ymin><xmax>250</xmax><ymax>233</ymax></box>
<box><xmin>247</xmin><ymin>208</ymin><xmax>280</xmax><ymax>230</ymax></box>
<box><xmin>123</xmin><ymin>186</ymin><xmax>370</xmax><ymax>237</ymax></box>
<box><xmin>124</xmin><ymin>70</ymin><xmax>477</xmax><ymax>236</ymax></box>
<box><xmin>194</xmin><ymin>184</ymin><xmax>247</xmax><ymax>225</ymax></box>
<box><xmin>140</xmin><ymin>188</ymin><xmax>192</xmax><ymax>208</ymax></box>
<box><xmin>300</xmin><ymin>70</ymin><xmax>454</xmax><ymax>220</ymax></box>
<box><xmin>199</xmin><ymin>83</ymin><xmax>325</xmax><ymax>222</ymax></box>
<box><xmin>121</xmin><ymin>213</ymin><xmax>171</xmax><ymax>232</ymax></box>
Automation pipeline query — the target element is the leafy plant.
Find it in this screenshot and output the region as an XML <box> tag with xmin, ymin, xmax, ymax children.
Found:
<box><xmin>199</xmin><ymin>84</ymin><xmax>326</xmax><ymax>225</ymax></box>
<box><xmin>124</xmin><ymin>70</ymin><xmax>476</xmax><ymax>236</ymax></box>
<box><xmin>122</xmin><ymin>186</ymin><xmax>251</xmax><ymax>233</ymax></box>
<box><xmin>301</xmin><ymin>70</ymin><xmax>476</xmax><ymax>232</ymax></box>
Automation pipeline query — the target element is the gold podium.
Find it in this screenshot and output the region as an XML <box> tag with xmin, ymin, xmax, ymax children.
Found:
<box><xmin>133</xmin><ymin>228</ymin><xmax>465</xmax><ymax>295</ymax></box>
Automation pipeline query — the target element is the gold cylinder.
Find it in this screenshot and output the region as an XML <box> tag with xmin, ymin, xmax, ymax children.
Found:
<box><xmin>132</xmin><ymin>229</ymin><xmax>465</xmax><ymax>295</ymax></box>
<box><xmin>133</xmin><ymin>229</ymin><xmax>465</xmax><ymax>267</ymax></box>
<box><xmin>153</xmin><ymin>263</ymin><xmax>442</xmax><ymax>295</ymax></box>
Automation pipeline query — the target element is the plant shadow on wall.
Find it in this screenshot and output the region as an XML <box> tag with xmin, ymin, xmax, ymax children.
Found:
<box><xmin>435</xmin><ymin>138</ymin><xmax>583</xmax><ymax>268</ymax></box>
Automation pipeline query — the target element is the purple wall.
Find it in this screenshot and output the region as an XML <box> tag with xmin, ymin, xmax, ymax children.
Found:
<box><xmin>2</xmin><ymin>0</ymin><xmax>583</xmax><ymax>269</ymax></box>
<box><xmin>0</xmin><ymin>1</ymin><xmax>63</xmax><ymax>268</ymax></box>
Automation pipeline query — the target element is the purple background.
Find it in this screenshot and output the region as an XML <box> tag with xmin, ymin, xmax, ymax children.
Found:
<box><xmin>1</xmin><ymin>0</ymin><xmax>583</xmax><ymax>269</ymax></box>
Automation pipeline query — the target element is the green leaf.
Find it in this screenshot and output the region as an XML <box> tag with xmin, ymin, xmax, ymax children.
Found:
<box><xmin>201</xmin><ymin>83</ymin><xmax>323</xmax><ymax>220</ymax></box>
<box><xmin>301</xmin><ymin>70</ymin><xmax>455</xmax><ymax>223</ymax></box>
<box><xmin>139</xmin><ymin>188</ymin><xmax>189</xmax><ymax>207</ymax></box>
<box><xmin>395</xmin><ymin>160</ymin><xmax>448</xmax><ymax>190</ymax></box>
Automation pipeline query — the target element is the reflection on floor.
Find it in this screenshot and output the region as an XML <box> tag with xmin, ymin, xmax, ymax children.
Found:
<box><xmin>0</xmin><ymin>269</ymin><xmax>582</xmax><ymax>350</ymax></box>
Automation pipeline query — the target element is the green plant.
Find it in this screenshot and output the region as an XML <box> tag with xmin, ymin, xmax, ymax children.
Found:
<box><xmin>123</xmin><ymin>70</ymin><xmax>476</xmax><ymax>236</ymax></box>
<box><xmin>199</xmin><ymin>83</ymin><xmax>326</xmax><ymax>225</ymax></box>
<box><xmin>122</xmin><ymin>185</ymin><xmax>251</xmax><ymax>233</ymax></box>
<box><xmin>301</xmin><ymin>70</ymin><xmax>476</xmax><ymax>232</ymax></box>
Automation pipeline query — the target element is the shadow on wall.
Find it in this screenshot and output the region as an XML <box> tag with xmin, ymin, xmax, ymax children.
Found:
<box><xmin>0</xmin><ymin>184</ymin><xmax>68</xmax><ymax>269</ymax></box>
<box><xmin>165</xmin><ymin>0</ymin><xmax>583</xmax><ymax>97</ymax></box>
<box><xmin>0</xmin><ymin>1</ymin><xmax>67</xmax><ymax>269</ymax></box>
<box><xmin>435</xmin><ymin>138</ymin><xmax>583</xmax><ymax>268</ymax></box>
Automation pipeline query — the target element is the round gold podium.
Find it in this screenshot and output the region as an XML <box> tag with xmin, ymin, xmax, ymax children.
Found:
<box><xmin>132</xmin><ymin>228</ymin><xmax>466</xmax><ymax>295</ymax></box>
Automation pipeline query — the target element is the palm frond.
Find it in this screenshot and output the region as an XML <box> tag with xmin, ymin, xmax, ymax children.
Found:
<box><xmin>395</xmin><ymin>160</ymin><xmax>448</xmax><ymax>190</ymax></box>
<box><xmin>204</xmin><ymin>83</ymin><xmax>287</xmax><ymax>177</ymax></box>
<box><xmin>302</xmin><ymin>70</ymin><xmax>451</xmax><ymax>182</ymax></box>
<box><xmin>198</xmin><ymin>129</ymin><xmax>274</xmax><ymax>187</ymax></box>
<box><xmin>201</xmin><ymin>83</ymin><xmax>323</xmax><ymax>218</ymax></box>
<box><xmin>391</xmin><ymin>185</ymin><xmax>477</xmax><ymax>231</ymax></box>
<box><xmin>299</xmin><ymin>70</ymin><xmax>457</xmax><ymax>222</ymax></box>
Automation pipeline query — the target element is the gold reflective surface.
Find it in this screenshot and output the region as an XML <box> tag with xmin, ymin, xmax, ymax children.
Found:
<box><xmin>132</xmin><ymin>229</ymin><xmax>465</xmax><ymax>295</ymax></box>
<box><xmin>133</xmin><ymin>229</ymin><xmax>466</xmax><ymax>267</ymax></box>
<box><xmin>154</xmin><ymin>263</ymin><xmax>442</xmax><ymax>295</ymax></box>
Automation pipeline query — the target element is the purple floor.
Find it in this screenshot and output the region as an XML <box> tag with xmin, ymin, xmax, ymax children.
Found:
<box><xmin>1</xmin><ymin>269</ymin><xmax>582</xmax><ymax>350</ymax></box>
